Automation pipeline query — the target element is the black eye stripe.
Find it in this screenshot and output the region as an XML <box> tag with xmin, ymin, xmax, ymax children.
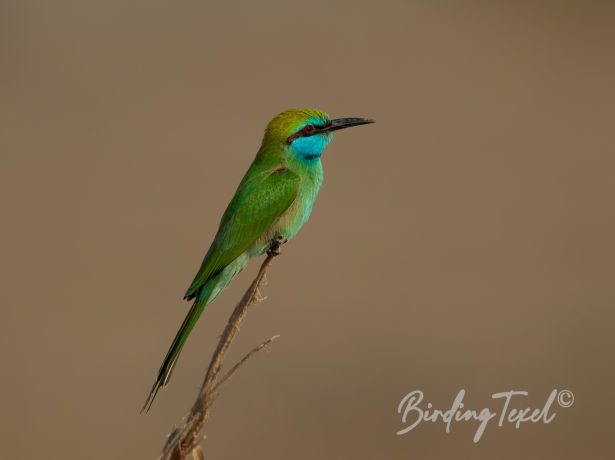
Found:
<box><xmin>286</xmin><ymin>121</ymin><xmax>330</xmax><ymax>143</ymax></box>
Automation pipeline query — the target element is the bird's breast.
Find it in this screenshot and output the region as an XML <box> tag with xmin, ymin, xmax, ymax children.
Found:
<box><xmin>275</xmin><ymin>171</ymin><xmax>323</xmax><ymax>241</ymax></box>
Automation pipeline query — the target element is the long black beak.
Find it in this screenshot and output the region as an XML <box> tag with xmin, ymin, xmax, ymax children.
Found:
<box><xmin>325</xmin><ymin>117</ymin><xmax>375</xmax><ymax>132</ymax></box>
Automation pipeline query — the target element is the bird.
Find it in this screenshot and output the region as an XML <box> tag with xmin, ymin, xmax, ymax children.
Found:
<box><xmin>142</xmin><ymin>108</ymin><xmax>374</xmax><ymax>412</ymax></box>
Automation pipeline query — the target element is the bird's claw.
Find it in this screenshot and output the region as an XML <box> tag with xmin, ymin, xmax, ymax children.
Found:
<box><xmin>267</xmin><ymin>235</ymin><xmax>287</xmax><ymax>256</ymax></box>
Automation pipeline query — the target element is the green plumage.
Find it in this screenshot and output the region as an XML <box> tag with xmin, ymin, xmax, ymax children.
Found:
<box><xmin>143</xmin><ymin>108</ymin><xmax>373</xmax><ymax>411</ymax></box>
<box><xmin>184</xmin><ymin>168</ymin><xmax>300</xmax><ymax>301</ymax></box>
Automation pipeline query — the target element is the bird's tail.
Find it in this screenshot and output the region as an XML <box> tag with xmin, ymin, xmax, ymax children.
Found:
<box><xmin>141</xmin><ymin>295</ymin><xmax>208</xmax><ymax>413</ymax></box>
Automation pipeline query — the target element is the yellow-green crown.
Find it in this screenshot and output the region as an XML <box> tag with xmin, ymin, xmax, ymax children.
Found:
<box><xmin>265</xmin><ymin>108</ymin><xmax>330</xmax><ymax>141</ymax></box>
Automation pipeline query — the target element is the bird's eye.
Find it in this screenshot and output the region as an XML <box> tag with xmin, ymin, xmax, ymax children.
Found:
<box><xmin>303</xmin><ymin>124</ymin><xmax>316</xmax><ymax>135</ymax></box>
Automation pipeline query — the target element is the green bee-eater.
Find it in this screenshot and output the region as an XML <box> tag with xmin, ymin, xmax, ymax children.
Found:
<box><xmin>143</xmin><ymin>108</ymin><xmax>374</xmax><ymax>411</ymax></box>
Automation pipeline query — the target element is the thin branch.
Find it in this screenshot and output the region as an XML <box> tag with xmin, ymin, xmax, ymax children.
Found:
<box><xmin>160</xmin><ymin>242</ymin><xmax>283</xmax><ymax>460</ymax></box>
<box><xmin>213</xmin><ymin>334</ymin><xmax>280</xmax><ymax>394</ymax></box>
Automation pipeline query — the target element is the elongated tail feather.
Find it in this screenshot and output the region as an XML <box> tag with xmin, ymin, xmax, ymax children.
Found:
<box><xmin>142</xmin><ymin>255</ymin><xmax>250</xmax><ymax>413</ymax></box>
<box><xmin>141</xmin><ymin>296</ymin><xmax>208</xmax><ymax>413</ymax></box>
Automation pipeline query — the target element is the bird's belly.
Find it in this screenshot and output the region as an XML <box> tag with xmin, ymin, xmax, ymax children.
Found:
<box><xmin>248</xmin><ymin>193</ymin><xmax>317</xmax><ymax>259</ymax></box>
<box><xmin>250</xmin><ymin>172</ymin><xmax>322</xmax><ymax>257</ymax></box>
<box><xmin>276</xmin><ymin>194</ymin><xmax>317</xmax><ymax>240</ymax></box>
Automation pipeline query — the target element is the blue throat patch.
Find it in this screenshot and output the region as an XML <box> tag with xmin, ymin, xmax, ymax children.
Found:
<box><xmin>291</xmin><ymin>133</ymin><xmax>333</xmax><ymax>161</ymax></box>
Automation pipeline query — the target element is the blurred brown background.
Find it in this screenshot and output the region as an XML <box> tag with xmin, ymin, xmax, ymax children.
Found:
<box><xmin>1</xmin><ymin>1</ymin><xmax>614</xmax><ymax>459</ymax></box>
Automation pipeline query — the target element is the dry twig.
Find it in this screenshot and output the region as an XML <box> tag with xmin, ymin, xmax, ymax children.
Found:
<box><xmin>160</xmin><ymin>242</ymin><xmax>282</xmax><ymax>460</ymax></box>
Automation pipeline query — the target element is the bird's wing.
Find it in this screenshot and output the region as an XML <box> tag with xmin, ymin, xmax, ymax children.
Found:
<box><xmin>184</xmin><ymin>167</ymin><xmax>300</xmax><ymax>300</ymax></box>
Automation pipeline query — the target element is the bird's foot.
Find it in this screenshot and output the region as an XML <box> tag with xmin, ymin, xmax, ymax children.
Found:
<box><xmin>267</xmin><ymin>235</ymin><xmax>287</xmax><ymax>257</ymax></box>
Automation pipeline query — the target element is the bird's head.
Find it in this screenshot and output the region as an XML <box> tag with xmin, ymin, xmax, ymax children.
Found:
<box><xmin>263</xmin><ymin>108</ymin><xmax>374</xmax><ymax>162</ymax></box>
